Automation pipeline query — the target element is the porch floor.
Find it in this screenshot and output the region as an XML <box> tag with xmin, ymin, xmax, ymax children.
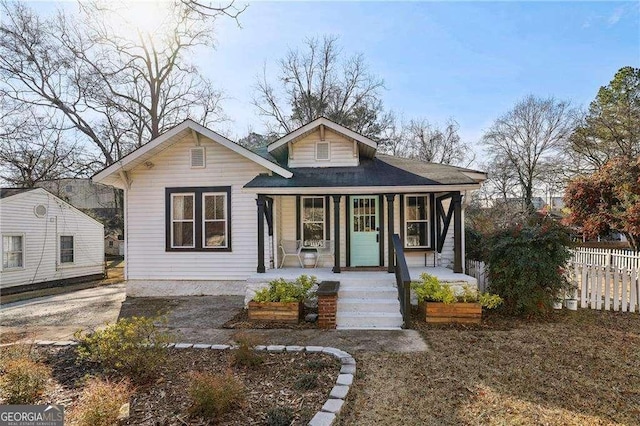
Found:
<box><xmin>247</xmin><ymin>266</ymin><xmax>476</xmax><ymax>285</ymax></box>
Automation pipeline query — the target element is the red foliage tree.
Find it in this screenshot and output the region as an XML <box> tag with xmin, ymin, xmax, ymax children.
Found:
<box><xmin>564</xmin><ymin>157</ymin><xmax>640</xmax><ymax>251</ymax></box>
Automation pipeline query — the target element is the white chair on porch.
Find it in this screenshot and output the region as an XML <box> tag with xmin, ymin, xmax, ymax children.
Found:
<box><xmin>315</xmin><ymin>240</ymin><xmax>334</xmax><ymax>268</ymax></box>
<box><xmin>280</xmin><ymin>239</ymin><xmax>303</xmax><ymax>268</ymax></box>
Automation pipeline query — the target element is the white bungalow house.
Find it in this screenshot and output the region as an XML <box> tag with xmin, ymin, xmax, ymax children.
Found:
<box><xmin>93</xmin><ymin>118</ymin><xmax>485</xmax><ymax>328</ymax></box>
<box><xmin>0</xmin><ymin>188</ymin><xmax>105</xmax><ymax>295</ymax></box>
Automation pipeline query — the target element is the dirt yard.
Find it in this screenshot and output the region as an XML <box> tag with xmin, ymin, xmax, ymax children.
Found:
<box><xmin>337</xmin><ymin>309</ymin><xmax>640</xmax><ymax>425</ymax></box>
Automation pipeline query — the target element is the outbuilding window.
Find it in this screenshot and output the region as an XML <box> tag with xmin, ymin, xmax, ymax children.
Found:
<box><xmin>2</xmin><ymin>235</ymin><xmax>24</xmax><ymax>269</ymax></box>
<box><xmin>60</xmin><ymin>235</ymin><xmax>74</xmax><ymax>263</ymax></box>
<box><xmin>166</xmin><ymin>187</ymin><xmax>231</xmax><ymax>251</ymax></box>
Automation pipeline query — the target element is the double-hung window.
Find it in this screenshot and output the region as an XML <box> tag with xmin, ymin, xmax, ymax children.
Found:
<box><xmin>166</xmin><ymin>187</ymin><xmax>231</xmax><ymax>251</ymax></box>
<box><xmin>301</xmin><ymin>196</ymin><xmax>325</xmax><ymax>248</ymax></box>
<box><xmin>171</xmin><ymin>193</ymin><xmax>195</xmax><ymax>248</ymax></box>
<box><xmin>203</xmin><ymin>193</ymin><xmax>227</xmax><ymax>248</ymax></box>
<box><xmin>60</xmin><ymin>236</ymin><xmax>74</xmax><ymax>263</ymax></box>
<box><xmin>2</xmin><ymin>235</ymin><xmax>24</xmax><ymax>269</ymax></box>
<box><xmin>404</xmin><ymin>195</ymin><xmax>431</xmax><ymax>249</ymax></box>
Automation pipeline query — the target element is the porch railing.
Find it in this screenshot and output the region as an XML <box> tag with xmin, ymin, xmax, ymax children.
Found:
<box><xmin>392</xmin><ymin>234</ymin><xmax>411</xmax><ymax>328</ymax></box>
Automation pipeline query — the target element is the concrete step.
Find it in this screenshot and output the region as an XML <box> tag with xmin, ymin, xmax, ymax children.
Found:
<box><xmin>336</xmin><ymin>312</ymin><xmax>403</xmax><ymax>329</ymax></box>
<box><xmin>338</xmin><ymin>288</ymin><xmax>398</xmax><ymax>299</ymax></box>
<box><xmin>337</xmin><ymin>298</ymin><xmax>400</xmax><ymax>313</ymax></box>
<box><xmin>337</xmin><ymin>279</ymin><xmax>397</xmax><ymax>288</ymax></box>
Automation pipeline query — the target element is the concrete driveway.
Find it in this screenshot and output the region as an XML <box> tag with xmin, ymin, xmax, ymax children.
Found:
<box><xmin>0</xmin><ymin>283</ymin><xmax>126</xmax><ymax>342</ymax></box>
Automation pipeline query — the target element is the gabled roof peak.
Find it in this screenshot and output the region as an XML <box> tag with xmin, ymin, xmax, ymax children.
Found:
<box><xmin>267</xmin><ymin>117</ymin><xmax>378</xmax><ymax>158</ymax></box>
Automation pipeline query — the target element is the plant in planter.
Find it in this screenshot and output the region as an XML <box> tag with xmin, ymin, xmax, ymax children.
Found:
<box><xmin>248</xmin><ymin>275</ymin><xmax>317</xmax><ymax>323</ymax></box>
<box><xmin>412</xmin><ymin>273</ymin><xmax>502</xmax><ymax>324</ymax></box>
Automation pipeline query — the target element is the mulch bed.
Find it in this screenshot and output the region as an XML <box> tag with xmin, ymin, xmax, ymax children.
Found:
<box><xmin>2</xmin><ymin>345</ymin><xmax>340</xmax><ymax>425</ymax></box>
<box><xmin>223</xmin><ymin>307</ymin><xmax>319</xmax><ymax>329</ymax></box>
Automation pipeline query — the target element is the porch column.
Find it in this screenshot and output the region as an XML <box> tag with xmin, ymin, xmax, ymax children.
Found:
<box><xmin>386</xmin><ymin>194</ymin><xmax>395</xmax><ymax>273</ymax></box>
<box><xmin>332</xmin><ymin>195</ymin><xmax>341</xmax><ymax>273</ymax></box>
<box><xmin>453</xmin><ymin>192</ymin><xmax>463</xmax><ymax>273</ymax></box>
<box><xmin>256</xmin><ymin>195</ymin><xmax>266</xmax><ymax>273</ymax></box>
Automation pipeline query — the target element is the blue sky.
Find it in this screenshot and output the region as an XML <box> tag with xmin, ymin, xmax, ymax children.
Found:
<box><xmin>202</xmin><ymin>1</ymin><xmax>639</xmax><ymax>149</ymax></box>
<box><xmin>28</xmin><ymin>1</ymin><xmax>640</xmax><ymax>158</ymax></box>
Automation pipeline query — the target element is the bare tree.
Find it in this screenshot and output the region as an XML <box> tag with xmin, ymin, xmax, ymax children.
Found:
<box><xmin>0</xmin><ymin>106</ymin><xmax>84</xmax><ymax>187</ymax></box>
<box><xmin>403</xmin><ymin>118</ymin><xmax>473</xmax><ymax>166</ymax></box>
<box><xmin>0</xmin><ymin>0</ymin><xmax>231</xmax><ymax>170</ymax></box>
<box><xmin>482</xmin><ymin>155</ymin><xmax>519</xmax><ymax>201</ymax></box>
<box><xmin>482</xmin><ymin>95</ymin><xmax>576</xmax><ymax>211</ymax></box>
<box><xmin>253</xmin><ymin>35</ymin><xmax>391</xmax><ymax>138</ymax></box>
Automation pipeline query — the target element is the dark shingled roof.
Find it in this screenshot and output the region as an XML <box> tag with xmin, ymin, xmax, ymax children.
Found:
<box><xmin>244</xmin><ymin>156</ymin><xmax>481</xmax><ymax>189</ymax></box>
<box><xmin>0</xmin><ymin>188</ymin><xmax>37</xmax><ymax>199</ymax></box>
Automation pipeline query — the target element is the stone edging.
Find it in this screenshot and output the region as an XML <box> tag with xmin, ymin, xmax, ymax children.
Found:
<box><xmin>34</xmin><ymin>340</ymin><xmax>355</xmax><ymax>426</ymax></box>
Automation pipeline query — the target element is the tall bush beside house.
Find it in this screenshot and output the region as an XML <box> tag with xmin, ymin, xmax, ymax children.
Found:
<box><xmin>486</xmin><ymin>218</ymin><xmax>573</xmax><ymax>316</ymax></box>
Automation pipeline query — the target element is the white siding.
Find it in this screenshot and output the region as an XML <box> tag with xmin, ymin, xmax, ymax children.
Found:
<box><xmin>289</xmin><ymin>129</ymin><xmax>358</xmax><ymax>168</ymax></box>
<box><xmin>125</xmin><ymin>134</ymin><xmax>270</xmax><ymax>281</ymax></box>
<box><xmin>0</xmin><ymin>190</ymin><xmax>104</xmax><ymax>288</ymax></box>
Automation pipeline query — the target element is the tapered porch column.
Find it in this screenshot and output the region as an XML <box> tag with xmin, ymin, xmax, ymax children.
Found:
<box><xmin>452</xmin><ymin>192</ymin><xmax>463</xmax><ymax>273</ymax></box>
<box><xmin>332</xmin><ymin>195</ymin><xmax>341</xmax><ymax>273</ymax></box>
<box><xmin>256</xmin><ymin>194</ymin><xmax>266</xmax><ymax>273</ymax></box>
<box><xmin>385</xmin><ymin>194</ymin><xmax>395</xmax><ymax>273</ymax></box>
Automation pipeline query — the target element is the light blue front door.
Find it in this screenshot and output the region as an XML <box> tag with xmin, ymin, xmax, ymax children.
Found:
<box><xmin>350</xmin><ymin>196</ymin><xmax>379</xmax><ymax>266</ymax></box>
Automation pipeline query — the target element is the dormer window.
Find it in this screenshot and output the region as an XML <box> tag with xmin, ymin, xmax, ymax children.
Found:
<box><xmin>315</xmin><ymin>142</ymin><xmax>330</xmax><ymax>161</ymax></box>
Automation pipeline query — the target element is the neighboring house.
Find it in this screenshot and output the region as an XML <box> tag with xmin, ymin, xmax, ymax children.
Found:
<box><xmin>104</xmin><ymin>234</ymin><xmax>124</xmax><ymax>256</ymax></box>
<box><xmin>36</xmin><ymin>178</ymin><xmax>122</xmax><ymax>239</ymax></box>
<box><xmin>0</xmin><ymin>188</ymin><xmax>105</xmax><ymax>295</ymax></box>
<box><xmin>93</xmin><ymin>117</ymin><xmax>486</xmax><ymax>298</ymax></box>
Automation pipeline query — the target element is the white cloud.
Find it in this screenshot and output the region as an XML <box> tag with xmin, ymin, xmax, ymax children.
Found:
<box><xmin>607</xmin><ymin>7</ymin><xmax>624</xmax><ymax>26</ymax></box>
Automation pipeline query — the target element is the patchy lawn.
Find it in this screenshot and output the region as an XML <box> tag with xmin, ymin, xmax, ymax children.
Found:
<box><xmin>1</xmin><ymin>346</ymin><xmax>340</xmax><ymax>425</ymax></box>
<box><xmin>337</xmin><ymin>309</ymin><xmax>640</xmax><ymax>425</ymax></box>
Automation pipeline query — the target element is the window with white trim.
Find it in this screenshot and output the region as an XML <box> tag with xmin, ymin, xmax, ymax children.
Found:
<box><xmin>171</xmin><ymin>193</ymin><xmax>195</xmax><ymax>248</ymax></box>
<box><xmin>2</xmin><ymin>235</ymin><xmax>24</xmax><ymax>269</ymax></box>
<box><xmin>301</xmin><ymin>196</ymin><xmax>325</xmax><ymax>248</ymax></box>
<box><xmin>404</xmin><ymin>195</ymin><xmax>430</xmax><ymax>248</ymax></box>
<box><xmin>203</xmin><ymin>193</ymin><xmax>227</xmax><ymax>248</ymax></box>
<box><xmin>166</xmin><ymin>187</ymin><xmax>231</xmax><ymax>251</ymax></box>
<box><xmin>60</xmin><ymin>235</ymin><xmax>74</xmax><ymax>263</ymax></box>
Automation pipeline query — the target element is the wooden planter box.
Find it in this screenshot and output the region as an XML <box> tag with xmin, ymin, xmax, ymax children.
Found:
<box><xmin>248</xmin><ymin>301</ymin><xmax>302</xmax><ymax>323</ymax></box>
<box><xmin>423</xmin><ymin>302</ymin><xmax>482</xmax><ymax>324</ymax></box>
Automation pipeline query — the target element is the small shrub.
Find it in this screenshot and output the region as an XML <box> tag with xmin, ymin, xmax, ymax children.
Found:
<box><xmin>74</xmin><ymin>316</ymin><xmax>172</xmax><ymax>383</ymax></box>
<box><xmin>253</xmin><ymin>275</ymin><xmax>317</xmax><ymax>303</ymax></box>
<box><xmin>188</xmin><ymin>371</ymin><xmax>245</xmax><ymax>420</ymax></box>
<box><xmin>232</xmin><ymin>333</ymin><xmax>263</xmax><ymax>368</ymax></box>
<box><xmin>486</xmin><ymin>218</ymin><xmax>573</xmax><ymax>316</ymax></box>
<box><xmin>68</xmin><ymin>378</ymin><xmax>132</xmax><ymax>426</ymax></box>
<box><xmin>294</xmin><ymin>373</ymin><xmax>318</xmax><ymax>390</ymax></box>
<box><xmin>0</xmin><ymin>358</ymin><xmax>51</xmax><ymax>404</ymax></box>
<box><xmin>412</xmin><ymin>273</ymin><xmax>503</xmax><ymax>309</ymax></box>
<box><xmin>265</xmin><ymin>406</ymin><xmax>295</xmax><ymax>426</ymax></box>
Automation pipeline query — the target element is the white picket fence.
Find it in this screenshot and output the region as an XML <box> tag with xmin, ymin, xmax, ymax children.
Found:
<box><xmin>569</xmin><ymin>262</ymin><xmax>639</xmax><ymax>312</ymax></box>
<box><xmin>465</xmin><ymin>259</ymin><xmax>488</xmax><ymax>292</ymax></box>
<box><xmin>465</xmin><ymin>248</ymin><xmax>640</xmax><ymax>313</ymax></box>
<box><xmin>571</xmin><ymin>247</ymin><xmax>640</xmax><ymax>270</ymax></box>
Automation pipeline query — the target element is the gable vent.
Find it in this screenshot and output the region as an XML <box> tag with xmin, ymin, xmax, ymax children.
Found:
<box><xmin>34</xmin><ymin>204</ymin><xmax>47</xmax><ymax>218</ymax></box>
<box><xmin>316</xmin><ymin>142</ymin><xmax>330</xmax><ymax>160</ymax></box>
<box><xmin>190</xmin><ymin>147</ymin><xmax>206</xmax><ymax>168</ymax></box>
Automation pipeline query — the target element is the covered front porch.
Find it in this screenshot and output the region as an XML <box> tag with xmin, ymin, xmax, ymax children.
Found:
<box><xmin>253</xmin><ymin>190</ymin><xmax>466</xmax><ymax>276</ymax></box>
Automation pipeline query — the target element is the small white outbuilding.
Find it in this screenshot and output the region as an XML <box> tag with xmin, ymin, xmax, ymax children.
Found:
<box><xmin>0</xmin><ymin>188</ymin><xmax>104</xmax><ymax>294</ymax></box>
